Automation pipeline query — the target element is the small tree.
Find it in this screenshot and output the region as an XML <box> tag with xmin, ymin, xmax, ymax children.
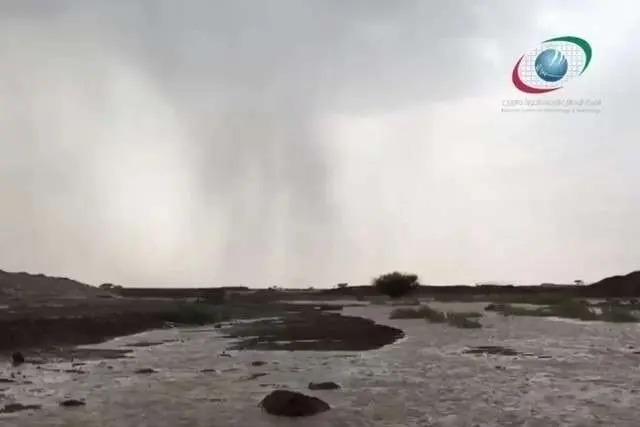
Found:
<box><xmin>372</xmin><ymin>272</ymin><xmax>419</xmax><ymax>298</ymax></box>
<box><xmin>99</xmin><ymin>283</ymin><xmax>114</xmax><ymax>290</ymax></box>
<box><xmin>574</xmin><ymin>280</ymin><xmax>584</xmax><ymax>286</ymax></box>
<box><xmin>336</xmin><ymin>283</ymin><xmax>348</xmax><ymax>289</ymax></box>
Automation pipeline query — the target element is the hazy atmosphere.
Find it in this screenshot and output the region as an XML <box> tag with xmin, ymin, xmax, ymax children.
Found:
<box><xmin>0</xmin><ymin>0</ymin><xmax>638</xmax><ymax>288</ymax></box>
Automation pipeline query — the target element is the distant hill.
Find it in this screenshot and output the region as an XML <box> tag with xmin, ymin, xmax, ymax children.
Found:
<box><xmin>586</xmin><ymin>270</ymin><xmax>640</xmax><ymax>297</ymax></box>
<box><xmin>0</xmin><ymin>269</ymin><xmax>107</xmax><ymax>301</ymax></box>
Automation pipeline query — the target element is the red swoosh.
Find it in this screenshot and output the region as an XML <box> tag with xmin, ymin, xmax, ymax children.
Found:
<box><xmin>511</xmin><ymin>55</ymin><xmax>560</xmax><ymax>94</ymax></box>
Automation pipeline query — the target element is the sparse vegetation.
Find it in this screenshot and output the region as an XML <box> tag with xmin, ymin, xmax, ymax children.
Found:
<box><xmin>389</xmin><ymin>298</ymin><xmax>421</xmax><ymax>306</ymax></box>
<box><xmin>488</xmin><ymin>299</ymin><xmax>639</xmax><ymax>323</ymax></box>
<box><xmin>389</xmin><ymin>306</ymin><xmax>431</xmax><ymax>319</ymax></box>
<box><xmin>153</xmin><ymin>303</ymin><xmax>222</xmax><ymax>325</ymax></box>
<box><xmin>445</xmin><ymin>313</ymin><xmax>482</xmax><ymax>329</ymax></box>
<box><xmin>388</xmin><ymin>305</ymin><xmax>482</xmax><ymax>328</ymax></box>
<box><xmin>599</xmin><ymin>306</ymin><xmax>639</xmax><ymax>323</ymax></box>
<box><xmin>451</xmin><ymin>311</ymin><xmax>483</xmax><ymax>318</ymax></box>
<box><xmin>372</xmin><ymin>272</ymin><xmax>419</xmax><ymax>298</ymax></box>
<box><xmin>484</xmin><ymin>303</ymin><xmax>506</xmax><ymax>312</ymax></box>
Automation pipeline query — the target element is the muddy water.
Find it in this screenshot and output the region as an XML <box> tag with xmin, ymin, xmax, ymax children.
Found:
<box><xmin>2</xmin><ymin>302</ymin><xmax>640</xmax><ymax>426</ymax></box>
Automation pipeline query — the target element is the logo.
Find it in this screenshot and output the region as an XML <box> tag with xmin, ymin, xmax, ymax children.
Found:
<box><xmin>512</xmin><ymin>36</ymin><xmax>592</xmax><ymax>94</ymax></box>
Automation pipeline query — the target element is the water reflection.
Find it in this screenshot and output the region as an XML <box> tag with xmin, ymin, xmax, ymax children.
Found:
<box><xmin>2</xmin><ymin>302</ymin><xmax>640</xmax><ymax>426</ymax></box>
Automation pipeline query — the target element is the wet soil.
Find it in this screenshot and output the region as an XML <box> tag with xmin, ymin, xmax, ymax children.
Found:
<box><xmin>0</xmin><ymin>299</ymin><xmax>400</xmax><ymax>363</ymax></box>
<box><xmin>223</xmin><ymin>311</ymin><xmax>405</xmax><ymax>351</ymax></box>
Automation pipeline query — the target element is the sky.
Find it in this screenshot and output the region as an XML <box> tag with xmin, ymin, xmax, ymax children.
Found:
<box><xmin>0</xmin><ymin>1</ymin><xmax>638</xmax><ymax>287</ymax></box>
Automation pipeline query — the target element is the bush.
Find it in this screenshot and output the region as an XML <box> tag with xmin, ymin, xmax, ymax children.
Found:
<box><xmin>484</xmin><ymin>303</ymin><xmax>506</xmax><ymax>312</ymax></box>
<box><xmin>389</xmin><ymin>298</ymin><xmax>421</xmax><ymax>306</ymax></box>
<box><xmin>389</xmin><ymin>306</ymin><xmax>428</xmax><ymax>319</ymax></box>
<box><xmin>599</xmin><ymin>306</ymin><xmax>639</xmax><ymax>323</ymax></box>
<box><xmin>446</xmin><ymin>313</ymin><xmax>482</xmax><ymax>329</ymax></box>
<box><xmin>552</xmin><ymin>300</ymin><xmax>597</xmax><ymax>321</ymax></box>
<box><xmin>451</xmin><ymin>311</ymin><xmax>483</xmax><ymax>318</ymax></box>
<box><xmin>154</xmin><ymin>304</ymin><xmax>220</xmax><ymax>325</ymax></box>
<box><xmin>372</xmin><ymin>272</ymin><xmax>419</xmax><ymax>298</ymax></box>
<box><xmin>389</xmin><ymin>305</ymin><xmax>446</xmax><ymax>322</ymax></box>
<box><xmin>388</xmin><ymin>305</ymin><xmax>483</xmax><ymax>329</ymax></box>
<box><xmin>492</xmin><ymin>300</ymin><xmax>639</xmax><ymax>323</ymax></box>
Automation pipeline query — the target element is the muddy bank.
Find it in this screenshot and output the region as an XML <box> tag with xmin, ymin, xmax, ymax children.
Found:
<box><xmin>224</xmin><ymin>311</ymin><xmax>405</xmax><ymax>351</ymax></box>
<box><xmin>0</xmin><ymin>300</ymin><xmax>379</xmax><ymax>361</ymax></box>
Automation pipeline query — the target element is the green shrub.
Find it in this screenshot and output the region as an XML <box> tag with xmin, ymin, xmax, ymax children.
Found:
<box><xmin>422</xmin><ymin>306</ymin><xmax>447</xmax><ymax>323</ymax></box>
<box><xmin>390</xmin><ymin>306</ymin><xmax>427</xmax><ymax>319</ymax></box>
<box><xmin>451</xmin><ymin>311</ymin><xmax>483</xmax><ymax>318</ymax></box>
<box><xmin>484</xmin><ymin>303</ymin><xmax>506</xmax><ymax>312</ymax></box>
<box><xmin>154</xmin><ymin>304</ymin><xmax>219</xmax><ymax>325</ymax></box>
<box><xmin>599</xmin><ymin>306</ymin><xmax>639</xmax><ymax>323</ymax></box>
<box><xmin>551</xmin><ymin>300</ymin><xmax>597</xmax><ymax>321</ymax></box>
<box><xmin>388</xmin><ymin>305</ymin><xmax>447</xmax><ymax>322</ymax></box>
<box><xmin>373</xmin><ymin>272</ymin><xmax>419</xmax><ymax>298</ymax></box>
<box><xmin>496</xmin><ymin>304</ymin><xmax>550</xmax><ymax>317</ymax></box>
<box><xmin>445</xmin><ymin>313</ymin><xmax>482</xmax><ymax>329</ymax></box>
<box><xmin>389</xmin><ymin>298</ymin><xmax>421</xmax><ymax>306</ymax></box>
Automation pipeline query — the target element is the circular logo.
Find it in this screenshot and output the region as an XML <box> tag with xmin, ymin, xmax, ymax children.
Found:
<box><xmin>511</xmin><ymin>36</ymin><xmax>592</xmax><ymax>94</ymax></box>
<box><xmin>534</xmin><ymin>49</ymin><xmax>568</xmax><ymax>82</ymax></box>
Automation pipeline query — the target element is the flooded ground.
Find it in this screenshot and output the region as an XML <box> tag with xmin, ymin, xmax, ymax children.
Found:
<box><xmin>2</xmin><ymin>302</ymin><xmax>640</xmax><ymax>426</ymax></box>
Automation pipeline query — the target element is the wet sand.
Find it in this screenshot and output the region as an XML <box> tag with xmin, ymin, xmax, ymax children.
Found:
<box><xmin>3</xmin><ymin>302</ymin><xmax>640</xmax><ymax>426</ymax></box>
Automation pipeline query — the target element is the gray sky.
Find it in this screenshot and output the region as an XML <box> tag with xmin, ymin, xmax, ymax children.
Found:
<box><xmin>0</xmin><ymin>1</ymin><xmax>638</xmax><ymax>287</ymax></box>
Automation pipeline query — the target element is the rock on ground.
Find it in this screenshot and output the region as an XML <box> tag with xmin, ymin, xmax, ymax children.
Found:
<box><xmin>260</xmin><ymin>390</ymin><xmax>330</xmax><ymax>417</ymax></box>
<box><xmin>308</xmin><ymin>381</ymin><xmax>340</xmax><ymax>390</ymax></box>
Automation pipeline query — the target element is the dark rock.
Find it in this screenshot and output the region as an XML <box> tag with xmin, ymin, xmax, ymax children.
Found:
<box><xmin>0</xmin><ymin>403</ymin><xmax>42</xmax><ymax>414</ymax></box>
<box><xmin>200</xmin><ymin>369</ymin><xmax>216</xmax><ymax>373</ymax></box>
<box><xmin>0</xmin><ymin>378</ymin><xmax>16</xmax><ymax>383</ymax></box>
<box><xmin>251</xmin><ymin>361</ymin><xmax>267</xmax><ymax>366</ymax></box>
<box><xmin>11</xmin><ymin>352</ymin><xmax>25</xmax><ymax>366</ymax></box>
<box><xmin>308</xmin><ymin>381</ymin><xmax>340</xmax><ymax>390</ymax></box>
<box><xmin>484</xmin><ymin>303</ymin><xmax>506</xmax><ymax>312</ymax></box>
<box><xmin>59</xmin><ymin>399</ymin><xmax>86</xmax><ymax>407</ymax></box>
<box><xmin>260</xmin><ymin>390</ymin><xmax>330</xmax><ymax>417</ymax></box>
<box><xmin>463</xmin><ymin>346</ymin><xmax>520</xmax><ymax>356</ymax></box>
<box><xmin>245</xmin><ymin>373</ymin><xmax>268</xmax><ymax>380</ymax></box>
<box><xmin>64</xmin><ymin>369</ymin><xmax>85</xmax><ymax>374</ymax></box>
<box><xmin>126</xmin><ymin>341</ymin><xmax>165</xmax><ymax>348</ymax></box>
<box><xmin>134</xmin><ymin>368</ymin><xmax>156</xmax><ymax>374</ymax></box>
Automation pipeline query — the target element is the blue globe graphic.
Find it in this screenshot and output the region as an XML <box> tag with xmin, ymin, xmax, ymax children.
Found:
<box><xmin>534</xmin><ymin>49</ymin><xmax>568</xmax><ymax>82</ymax></box>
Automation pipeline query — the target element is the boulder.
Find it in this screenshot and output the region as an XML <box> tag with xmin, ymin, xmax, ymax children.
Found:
<box><xmin>0</xmin><ymin>403</ymin><xmax>41</xmax><ymax>414</ymax></box>
<box><xmin>60</xmin><ymin>399</ymin><xmax>86</xmax><ymax>407</ymax></box>
<box><xmin>260</xmin><ymin>390</ymin><xmax>330</xmax><ymax>417</ymax></box>
<box><xmin>308</xmin><ymin>381</ymin><xmax>340</xmax><ymax>390</ymax></box>
<box><xmin>11</xmin><ymin>352</ymin><xmax>25</xmax><ymax>366</ymax></box>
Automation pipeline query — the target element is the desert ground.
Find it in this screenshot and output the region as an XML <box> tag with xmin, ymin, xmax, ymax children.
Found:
<box><xmin>1</xmin><ymin>269</ymin><xmax>640</xmax><ymax>425</ymax></box>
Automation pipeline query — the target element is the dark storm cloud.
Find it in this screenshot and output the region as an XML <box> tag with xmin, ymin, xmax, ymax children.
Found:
<box><xmin>0</xmin><ymin>1</ymin><xmax>637</xmax><ymax>286</ymax></box>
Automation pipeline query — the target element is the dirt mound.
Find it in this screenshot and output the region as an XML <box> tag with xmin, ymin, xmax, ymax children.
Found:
<box><xmin>0</xmin><ymin>269</ymin><xmax>107</xmax><ymax>301</ymax></box>
<box><xmin>587</xmin><ymin>271</ymin><xmax>640</xmax><ymax>297</ymax></box>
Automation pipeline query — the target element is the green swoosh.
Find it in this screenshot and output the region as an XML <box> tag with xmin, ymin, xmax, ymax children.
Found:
<box><xmin>543</xmin><ymin>36</ymin><xmax>592</xmax><ymax>74</ymax></box>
